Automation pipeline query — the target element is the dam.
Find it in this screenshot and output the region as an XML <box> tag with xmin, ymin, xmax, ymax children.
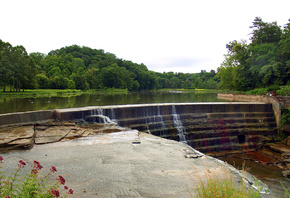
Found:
<box><xmin>0</xmin><ymin>102</ymin><xmax>277</xmax><ymax>154</ymax></box>
<box><xmin>54</xmin><ymin>102</ymin><xmax>277</xmax><ymax>154</ymax></box>
<box><xmin>0</xmin><ymin>101</ymin><xmax>284</xmax><ymax>196</ymax></box>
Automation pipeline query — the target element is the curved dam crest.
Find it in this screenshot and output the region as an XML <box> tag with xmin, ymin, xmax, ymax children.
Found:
<box><xmin>0</xmin><ymin>102</ymin><xmax>277</xmax><ymax>154</ymax></box>
<box><xmin>55</xmin><ymin>102</ymin><xmax>276</xmax><ymax>154</ymax></box>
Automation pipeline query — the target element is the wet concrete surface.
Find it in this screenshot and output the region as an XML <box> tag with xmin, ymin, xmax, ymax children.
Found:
<box><xmin>0</xmin><ymin>130</ymin><xmax>265</xmax><ymax>198</ymax></box>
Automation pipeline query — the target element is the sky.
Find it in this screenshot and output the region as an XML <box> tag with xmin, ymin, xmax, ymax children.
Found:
<box><xmin>1</xmin><ymin>0</ymin><xmax>290</xmax><ymax>74</ymax></box>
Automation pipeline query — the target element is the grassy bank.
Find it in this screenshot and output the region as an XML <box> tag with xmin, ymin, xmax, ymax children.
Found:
<box><xmin>158</xmin><ymin>88</ymin><xmax>221</xmax><ymax>93</ymax></box>
<box><xmin>0</xmin><ymin>88</ymin><xmax>128</xmax><ymax>98</ymax></box>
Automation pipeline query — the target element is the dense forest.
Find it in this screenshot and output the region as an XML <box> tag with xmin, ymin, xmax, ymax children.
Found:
<box><xmin>0</xmin><ymin>17</ymin><xmax>289</xmax><ymax>92</ymax></box>
<box><xmin>0</xmin><ymin>41</ymin><xmax>218</xmax><ymax>91</ymax></box>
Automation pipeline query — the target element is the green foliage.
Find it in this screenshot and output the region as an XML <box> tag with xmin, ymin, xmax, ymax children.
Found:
<box><xmin>194</xmin><ymin>176</ymin><xmax>260</xmax><ymax>198</ymax></box>
<box><xmin>246</xmin><ymin>88</ymin><xmax>268</xmax><ymax>95</ymax></box>
<box><xmin>276</xmin><ymin>87</ymin><xmax>290</xmax><ymax>96</ymax></box>
<box><xmin>1</xmin><ymin>39</ymin><xmax>220</xmax><ymax>92</ymax></box>
<box><xmin>217</xmin><ymin>17</ymin><xmax>290</xmax><ymax>91</ymax></box>
<box><xmin>267</xmin><ymin>85</ymin><xmax>280</xmax><ymax>91</ymax></box>
<box><xmin>0</xmin><ymin>40</ymin><xmax>37</xmax><ymax>92</ymax></box>
<box><xmin>281</xmin><ymin>182</ymin><xmax>290</xmax><ymax>198</ymax></box>
<box><xmin>281</xmin><ymin>108</ymin><xmax>290</xmax><ymax>127</ymax></box>
<box><xmin>0</xmin><ymin>157</ymin><xmax>73</xmax><ymax>197</ymax></box>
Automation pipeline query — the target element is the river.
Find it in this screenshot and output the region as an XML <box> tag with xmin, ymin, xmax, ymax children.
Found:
<box><xmin>0</xmin><ymin>91</ymin><xmax>225</xmax><ymax>114</ymax></box>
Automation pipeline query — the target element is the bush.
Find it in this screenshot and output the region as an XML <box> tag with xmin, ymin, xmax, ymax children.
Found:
<box><xmin>267</xmin><ymin>85</ymin><xmax>280</xmax><ymax>92</ymax></box>
<box><xmin>0</xmin><ymin>157</ymin><xmax>73</xmax><ymax>197</ymax></box>
<box><xmin>281</xmin><ymin>108</ymin><xmax>290</xmax><ymax>127</ymax></box>
<box><xmin>246</xmin><ymin>88</ymin><xmax>268</xmax><ymax>95</ymax></box>
<box><xmin>277</xmin><ymin>87</ymin><xmax>290</xmax><ymax>96</ymax></box>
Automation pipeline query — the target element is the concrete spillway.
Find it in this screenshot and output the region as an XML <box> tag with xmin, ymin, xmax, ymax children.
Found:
<box><xmin>54</xmin><ymin>102</ymin><xmax>277</xmax><ymax>153</ymax></box>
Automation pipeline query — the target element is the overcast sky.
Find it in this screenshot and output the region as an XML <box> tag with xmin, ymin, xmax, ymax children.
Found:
<box><xmin>1</xmin><ymin>0</ymin><xmax>290</xmax><ymax>73</ymax></box>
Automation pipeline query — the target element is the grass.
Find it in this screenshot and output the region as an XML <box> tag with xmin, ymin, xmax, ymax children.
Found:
<box><xmin>0</xmin><ymin>89</ymin><xmax>82</xmax><ymax>96</ymax></box>
<box><xmin>158</xmin><ymin>88</ymin><xmax>220</xmax><ymax>93</ymax></box>
<box><xmin>187</xmin><ymin>165</ymin><xmax>261</xmax><ymax>198</ymax></box>
<box><xmin>0</xmin><ymin>88</ymin><xmax>129</xmax><ymax>98</ymax></box>
<box><xmin>194</xmin><ymin>177</ymin><xmax>260</xmax><ymax>198</ymax></box>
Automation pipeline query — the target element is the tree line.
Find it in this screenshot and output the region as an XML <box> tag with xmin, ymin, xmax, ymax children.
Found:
<box><xmin>216</xmin><ymin>17</ymin><xmax>290</xmax><ymax>91</ymax></box>
<box><xmin>1</xmin><ymin>17</ymin><xmax>289</xmax><ymax>92</ymax></box>
<box><xmin>0</xmin><ymin>41</ymin><xmax>218</xmax><ymax>91</ymax></box>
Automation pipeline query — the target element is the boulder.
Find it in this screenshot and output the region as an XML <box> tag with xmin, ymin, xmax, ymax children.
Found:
<box><xmin>0</xmin><ymin>126</ymin><xmax>35</xmax><ymax>151</ymax></box>
<box><xmin>282</xmin><ymin>170</ymin><xmax>290</xmax><ymax>178</ymax></box>
<box><xmin>282</xmin><ymin>125</ymin><xmax>290</xmax><ymax>135</ymax></box>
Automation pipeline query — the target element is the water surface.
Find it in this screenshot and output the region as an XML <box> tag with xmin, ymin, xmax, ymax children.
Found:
<box><xmin>0</xmin><ymin>91</ymin><xmax>226</xmax><ymax>114</ymax></box>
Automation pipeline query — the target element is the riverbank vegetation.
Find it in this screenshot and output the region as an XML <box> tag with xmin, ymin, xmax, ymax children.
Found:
<box><xmin>0</xmin><ymin>88</ymin><xmax>129</xmax><ymax>98</ymax></box>
<box><xmin>0</xmin><ymin>156</ymin><xmax>73</xmax><ymax>197</ymax></box>
<box><xmin>194</xmin><ymin>177</ymin><xmax>260</xmax><ymax>198</ymax></box>
<box><xmin>216</xmin><ymin>17</ymin><xmax>290</xmax><ymax>91</ymax></box>
<box><xmin>0</xmin><ymin>17</ymin><xmax>289</xmax><ymax>95</ymax></box>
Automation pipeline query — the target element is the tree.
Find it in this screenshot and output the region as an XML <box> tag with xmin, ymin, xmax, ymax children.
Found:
<box><xmin>217</xmin><ymin>40</ymin><xmax>251</xmax><ymax>91</ymax></box>
<box><xmin>0</xmin><ymin>40</ymin><xmax>13</xmax><ymax>91</ymax></box>
<box><xmin>250</xmin><ymin>17</ymin><xmax>282</xmax><ymax>45</ymax></box>
<box><xmin>279</xmin><ymin>19</ymin><xmax>290</xmax><ymax>85</ymax></box>
<box><xmin>36</xmin><ymin>74</ymin><xmax>49</xmax><ymax>89</ymax></box>
<box><xmin>9</xmin><ymin>45</ymin><xmax>37</xmax><ymax>91</ymax></box>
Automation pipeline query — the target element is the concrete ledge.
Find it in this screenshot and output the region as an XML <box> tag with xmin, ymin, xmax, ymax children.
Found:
<box><xmin>218</xmin><ymin>94</ymin><xmax>281</xmax><ymax>128</ymax></box>
<box><xmin>0</xmin><ymin>110</ymin><xmax>55</xmax><ymax>127</ymax></box>
<box><xmin>0</xmin><ymin>102</ymin><xmax>273</xmax><ymax>127</ymax></box>
<box><xmin>55</xmin><ymin>102</ymin><xmax>272</xmax><ymax>122</ymax></box>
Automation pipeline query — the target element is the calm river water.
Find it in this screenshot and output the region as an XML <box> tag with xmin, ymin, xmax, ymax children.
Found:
<box><xmin>1</xmin><ymin>91</ymin><xmax>289</xmax><ymax>195</ymax></box>
<box><xmin>0</xmin><ymin>91</ymin><xmax>225</xmax><ymax>114</ymax></box>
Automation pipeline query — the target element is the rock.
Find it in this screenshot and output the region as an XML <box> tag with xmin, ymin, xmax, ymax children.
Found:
<box><xmin>0</xmin><ymin>126</ymin><xmax>35</xmax><ymax>151</ymax></box>
<box><xmin>35</xmin><ymin>126</ymin><xmax>72</xmax><ymax>144</ymax></box>
<box><xmin>282</xmin><ymin>125</ymin><xmax>290</xmax><ymax>134</ymax></box>
<box><xmin>285</xmin><ymin>136</ymin><xmax>290</xmax><ymax>146</ymax></box>
<box><xmin>269</xmin><ymin>143</ymin><xmax>290</xmax><ymax>154</ymax></box>
<box><xmin>282</xmin><ymin>170</ymin><xmax>290</xmax><ymax>178</ymax></box>
<box><xmin>61</xmin><ymin>128</ymin><xmax>88</xmax><ymax>141</ymax></box>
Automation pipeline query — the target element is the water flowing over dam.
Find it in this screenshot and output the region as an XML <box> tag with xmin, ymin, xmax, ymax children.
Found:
<box><xmin>54</xmin><ymin>102</ymin><xmax>277</xmax><ymax>153</ymax></box>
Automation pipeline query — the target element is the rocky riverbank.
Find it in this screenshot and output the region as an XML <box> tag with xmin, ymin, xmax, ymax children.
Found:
<box><xmin>0</xmin><ymin>126</ymin><xmax>273</xmax><ymax>197</ymax></box>
<box><xmin>0</xmin><ymin>121</ymin><xmax>124</xmax><ymax>152</ymax></box>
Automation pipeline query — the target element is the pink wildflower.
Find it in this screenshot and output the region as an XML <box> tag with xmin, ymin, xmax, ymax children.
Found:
<box><xmin>0</xmin><ymin>156</ymin><xmax>3</xmax><ymax>163</ymax></box>
<box><xmin>68</xmin><ymin>189</ymin><xmax>73</xmax><ymax>194</ymax></box>
<box><xmin>64</xmin><ymin>186</ymin><xmax>68</xmax><ymax>190</ymax></box>
<box><xmin>57</xmin><ymin>175</ymin><xmax>65</xmax><ymax>185</ymax></box>
<box><xmin>18</xmin><ymin>160</ymin><xmax>26</xmax><ymax>168</ymax></box>
<box><xmin>49</xmin><ymin>188</ymin><xmax>60</xmax><ymax>197</ymax></box>
<box><xmin>31</xmin><ymin>168</ymin><xmax>38</xmax><ymax>175</ymax></box>
<box><xmin>50</xmin><ymin>166</ymin><xmax>57</xmax><ymax>173</ymax></box>
<box><xmin>33</xmin><ymin>160</ymin><xmax>43</xmax><ymax>170</ymax></box>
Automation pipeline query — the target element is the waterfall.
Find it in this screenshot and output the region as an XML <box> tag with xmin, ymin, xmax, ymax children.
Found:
<box><xmin>88</xmin><ymin>109</ymin><xmax>117</xmax><ymax>125</ymax></box>
<box><xmin>144</xmin><ymin>106</ymin><xmax>166</xmax><ymax>134</ymax></box>
<box><xmin>156</xmin><ymin>106</ymin><xmax>166</xmax><ymax>136</ymax></box>
<box><xmin>172</xmin><ymin>105</ymin><xmax>187</xmax><ymax>143</ymax></box>
<box><xmin>110</xmin><ymin>108</ymin><xmax>117</xmax><ymax>121</ymax></box>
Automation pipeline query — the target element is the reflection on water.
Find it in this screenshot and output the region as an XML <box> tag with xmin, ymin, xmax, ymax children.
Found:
<box><xmin>0</xmin><ymin>91</ymin><xmax>226</xmax><ymax>114</ymax></box>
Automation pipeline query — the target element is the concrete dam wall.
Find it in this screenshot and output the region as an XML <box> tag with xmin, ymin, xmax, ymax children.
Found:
<box><xmin>54</xmin><ymin>102</ymin><xmax>277</xmax><ymax>154</ymax></box>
